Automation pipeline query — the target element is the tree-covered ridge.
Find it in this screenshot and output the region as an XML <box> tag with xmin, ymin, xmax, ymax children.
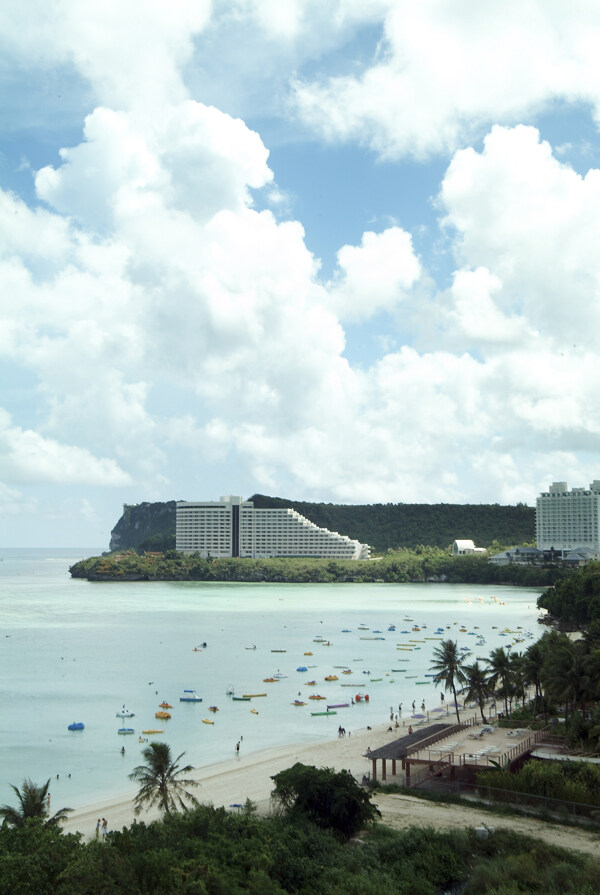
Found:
<box><xmin>250</xmin><ymin>495</ymin><xmax>535</xmax><ymax>551</ymax></box>
<box><xmin>107</xmin><ymin>496</ymin><xmax>535</xmax><ymax>553</ymax></box>
<box><xmin>70</xmin><ymin>548</ymin><xmax>563</xmax><ymax>586</ymax></box>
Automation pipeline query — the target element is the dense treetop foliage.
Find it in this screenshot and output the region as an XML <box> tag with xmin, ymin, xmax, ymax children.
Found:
<box><xmin>106</xmin><ymin>496</ymin><xmax>535</xmax><ymax>553</ymax></box>
<box><xmin>537</xmin><ymin>562</ymin><xmax>600</xmax><ymax>628</ymax></box>
<box><xmin>2</xmin><ymin>800</ymin><xmax>600</xmax><ymax>895</ymax></box>
<box><xmin>270</xmin><ymin>764</ymin><xmax>380</xmax><ymax>839</ymax></box>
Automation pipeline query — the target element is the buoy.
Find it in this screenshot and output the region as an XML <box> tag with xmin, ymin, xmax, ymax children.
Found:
<box><xmin>365</xmin><ymin>694</ymin><xmax>370</xmax><ymax>701</ymax></box>
<box><xmin>355</xmin><ymin>694</ymin><xmax>362</xmax><ymax>702</ymax></box>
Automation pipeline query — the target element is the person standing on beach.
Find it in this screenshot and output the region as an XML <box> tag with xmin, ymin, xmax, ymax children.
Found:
<box><xmin>235</xmin><ymin>741</ymin><xmax>240</xmax><ymax>754</ymax></box>
<box><xmin>101</xmin><ymin>818</ymin><xmax>108</xmax><ymax>838</ymax></box>
<box><xmin>95</xmin><ymin>818</ymin><xmax>101</xmax><ymax>839</ymax></box>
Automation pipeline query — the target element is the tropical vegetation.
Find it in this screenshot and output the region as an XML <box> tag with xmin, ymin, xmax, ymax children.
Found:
<box><xmin>429</xmin><ymin>639</ymin><xmax>468</xmax><ymax>722</ymax></box>
<box><xmin>538</xmin><ymin>561</ymin><xmax>600</xmax><ymax>628</ymax></box>
<box><xmin>2</xmin><ymin>797</ymin><xmax>600</xmax><ymax>894</ymax></box>
<box><xmin>477</xmin><ymin>757</ymin><xmax>600</xmax><ymax>813</ymax></box>
<box><xmin>0</xmin><ymin>779</ymin><xmax>72</xmax><ymax>829</ymax></box>
<box><xmin>70</xmin><ymin>546</ymin><xmax>565</xmax><ymax>586</ymax></box>
<box><xmin>128</xmin><ymin>742</ymin><xmax>199</xmax><ymax>816</ymax></box>
<box><xmin>270</xmin><ymin>763</ymin><xmax>380</xmax><ymax>839</ymax></box>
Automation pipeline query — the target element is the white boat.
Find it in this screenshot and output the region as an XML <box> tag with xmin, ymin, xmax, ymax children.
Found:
<box><xmin>226</xmin><ymin>684</ymin><xmax>234</xmax><ymax>695</ymax></box>
<box><xmin>179</xmin><ymin>689</ymin><xmax>202</xmax><ymax>702</ymax></box>
<box><xmin>116</xmin><ymin>706</ymin><xmax>135</xmax><ymax>718</ymax></box>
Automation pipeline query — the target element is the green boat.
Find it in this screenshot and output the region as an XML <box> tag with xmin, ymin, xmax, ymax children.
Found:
<box><xmin>311</xmin><ymin>710</ymin><xmax>337</xmax><ymax>716</ymax></box>
<box><xmin>232</xmin><ymin>696</ymin><xmax>251</xmax><ymax>701</ymax></box>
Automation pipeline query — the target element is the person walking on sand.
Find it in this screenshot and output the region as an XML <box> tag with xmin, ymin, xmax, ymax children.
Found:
<box><xmin>101</xmin><ymin>818</ymin><xmax>108</xmax><ymax>838</ymax></box>
<box><xmin>95</xmin><ymin>818</ymin><xmax>101</xmax><ymax>839</ymax></box>
<box><xmin>236</xmin><ymin>741</ymin><xmax>240</xmax><ymax>754</ymax></box>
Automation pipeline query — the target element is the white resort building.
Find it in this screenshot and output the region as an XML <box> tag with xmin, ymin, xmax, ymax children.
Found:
<box><xmin>452</xmin><ymin>539</ymin><xmax>487</xmax><ymax>556</ymax></box>
<box><xmin>176</xmin><ymin>496</ymin><xmax>371</xmax><ymax>560</ymax></box>
<box><xmin>536</xmin><ymin>480</ymin><xmax>600</xmax><ymax>558</ymax></box>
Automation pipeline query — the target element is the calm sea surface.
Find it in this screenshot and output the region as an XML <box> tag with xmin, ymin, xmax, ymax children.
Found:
<box><xmin>0</xmin><ymin>549</ymin><xmax>544</xmax><ymax>810</ymax></box>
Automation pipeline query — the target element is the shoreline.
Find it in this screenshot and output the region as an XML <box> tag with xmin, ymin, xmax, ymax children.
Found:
<box><xmin>62</xmin><ymin>708</ymin><xmax>467</xmax><ymax>838</ymax></box>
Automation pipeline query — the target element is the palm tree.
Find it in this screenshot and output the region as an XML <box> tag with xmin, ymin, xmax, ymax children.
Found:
<box><xmin>0</xmin><ymin>778</ymin><xmax>72</xmax><ymax>828</ymax></box>
<box><xmin>461</xmin><ymin>661</ymin><xmax>490</xmax><ymax>723</ymax></box>
<box><xmin>429</xmin><ymin>640</ymin><xmax>468</xmax><ymax>722</ymax></box>
<box><xmin>485</xmin><ymin>646</ymin><xmax>513</xmax><ymax>717</ymax></box>
<box><xmin>128</xmin><ymin>742</ymin><xmax>200</xmax><ymax>816</ymax></box>
<box><xmin>521</xmin><ymin>640</ymin><xmax>546</xmax><ymax>721</ymax></box>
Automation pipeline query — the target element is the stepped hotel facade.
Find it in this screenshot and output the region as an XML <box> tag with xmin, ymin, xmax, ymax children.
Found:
<box><xmin>176</xmin><ymin>496</ymin><xmax>371</xmax><ymax>559</ymax></box>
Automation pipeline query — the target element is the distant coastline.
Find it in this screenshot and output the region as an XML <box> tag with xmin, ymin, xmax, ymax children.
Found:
<box><xmin>69</xmin><ymin>549</ymin><xmax>564</xmax><ymax>587</ymax></box>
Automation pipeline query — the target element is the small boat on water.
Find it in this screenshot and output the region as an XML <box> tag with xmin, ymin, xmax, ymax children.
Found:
<box><xmin>297</xmin><ymin>666</ymin><xmax>308</xmax><ymax>672</ymax></box>
<box><xmin>159</xmin><ymin>702</ymin><xmax>172</xmax><ymax>709</ymax></box>
<box><xmin>232</xmin><ymin>696</ymin><xmax>250</xmax><ymax>701</ymax></box>
<box><xmin>180</xmin><ymin>690</ymin><xmax>202</xmax><ymax>702</ymax></box>
<box><xmin>324</xmin><ymin>674</ymin><xmax>338</xmax><ymax>681</ymax></box>
<box><xmin>142</xmin><ymin>729</ymin><xmax>164</xmax><ymax>734</ymax></box>
<box><xmin>327</xmin><ymin>703</ymin><xmax>349</xmax><ymax>709</ymax></box>
<box><xmin>292</xmin><ymin>700</ymin><xmax>306</xmax><ymax>706</ymax></box>
<box><xmin>263</xmin><ymin>677</ymin><xmax>279</xmax><ymax>683</ymax></box>
<box><xmin>226</xmin><ymin>684</ymin><xmax>234</xmax><ymax>695</ymax></box>
<box><xmin>208</xmin><ymin>706</ymin><xmax>219</xmax><ymax>712</ymax></box>
<box><xmin>304</xmin><ymin>680</ymin><xmax>317</xmax><ymax>686</ymax></box>
<box><xmin>308</xmin><ymin>694</ymin><xmax>326</xmax><ymax>700</ymax></box>
<box><xmin>68</xmin><ymin>722</ymin><xmax>84</xmax><ymax>731</ymax></box>
<box><xmin>251</xmin><ymin>708</ymin><xmax>259</xmax><ymax>714</ymax></box>
<box><xmin>202</xmin><ymin>718</ymin><xmax>214</xmax><ymax>725</ymax></box>
<box><xmin>118</xmin><ymin>728</ymin><xmax>135</xmax><ymax>735</ymax></box>
<box><xmin>242</xmin><ymin>693</ymin><xmax>267</xmax><ymax>698</ymax></box>
<box><xmin>271</xmin><ymin>649</ymin><xmax>286</xmax><ymax>653</ymax></box>
<box><xmin>304</xmin><ymin>651</ymin><xmax>313</xmax><ymax>656</ymax></box>
<box><xmin>311</xmin><ymin>710</ymin><xmax>337</xmax><ymax>716</ymax></box>
<box><xmin>116</xmin><ymin>707</ymin><xmax>135</xmax><ymax>718</ymax></box>
<box><xmin>155</xmin><ymin>711</ymin><xmax>171</xmax><ymax>719</ymax></box>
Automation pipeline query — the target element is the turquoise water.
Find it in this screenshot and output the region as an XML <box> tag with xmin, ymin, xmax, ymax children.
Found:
<box><xmin>0</xmin><ymin>549</ymin><xmax>543</xmax><ymax>810</ymax></box>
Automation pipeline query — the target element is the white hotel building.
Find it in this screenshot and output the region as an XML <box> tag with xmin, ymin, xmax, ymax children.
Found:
<box><xmin>176</xmin><ymin>496</ymin><xmax>371</xmax><ymax>560</ymax></box>
<box><xmin>536</xmin><ymin>480</ymin><xmax>600</xmax><ymax>557</ymax></box>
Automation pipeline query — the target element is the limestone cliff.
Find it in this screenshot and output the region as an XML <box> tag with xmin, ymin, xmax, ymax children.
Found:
<box><xmin>109</xmin><ymin>501</ymin><xmax>176</xmax><ymax>552</ymax></box>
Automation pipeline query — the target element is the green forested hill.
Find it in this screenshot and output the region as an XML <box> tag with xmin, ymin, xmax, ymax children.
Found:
<box><xmin>108</xmin><ymin>495</ymin><xmax>534</xmax><ymax>553</ymax></box>
<box><xmin>249</xmin><ymin>494</ymin><xmax>534</xmax><ymax>552</ymax></box>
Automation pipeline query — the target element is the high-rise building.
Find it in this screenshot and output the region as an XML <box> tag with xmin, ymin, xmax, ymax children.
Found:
<box><xmin>536</xmin><ymin>480</ymin><xmax>600</xmax><ymax>556</ymax></box>
<box><xmin>176</xmin><ymin>496</ymin><xmax>371</xmax><ymax>559</ymax></box>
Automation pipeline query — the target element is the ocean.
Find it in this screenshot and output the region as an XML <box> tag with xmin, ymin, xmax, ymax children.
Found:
<box><xmin>0</xmin><ymin>548</ymin><xmax>544</xmax><ymax>811</ymax></box>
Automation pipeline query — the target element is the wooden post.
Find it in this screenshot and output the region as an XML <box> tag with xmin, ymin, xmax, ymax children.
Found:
<box><xmin>382</xmin><ymin>758</ymin><xmax>387</xmax><ymax>781</ymax></box>
<box><xmin>392</xmin><ymin>759</ymin><xmax>397</xmax><ymax>776</ymax></box>
<box><xmin>371</xmin><ymin>758</ymin><xmax>377</xmax><ymax>781</ymax></box>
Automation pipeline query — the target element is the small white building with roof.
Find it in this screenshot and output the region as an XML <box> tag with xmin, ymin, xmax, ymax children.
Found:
<box><xmin>452</xmin><ymin>539</ymin><xmax>487</xmax><ymax>556</ymax></box>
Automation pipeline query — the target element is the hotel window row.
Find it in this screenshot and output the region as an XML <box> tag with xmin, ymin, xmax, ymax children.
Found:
<box><xmin>176</xmin><ymin>496</ymin><xmax>370</xmax><ymax>560</ymax></box>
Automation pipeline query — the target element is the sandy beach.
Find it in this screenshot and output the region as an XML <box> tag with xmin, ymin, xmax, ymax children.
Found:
<box><xmin>61</xmin><ymin>700</ymin><xmax>600</xmax><ymax>860</ymax></box>
<box><xmin>62</xmin><ymin>719</ymin><xmax>396</xmax><ymax>838</ymax></box>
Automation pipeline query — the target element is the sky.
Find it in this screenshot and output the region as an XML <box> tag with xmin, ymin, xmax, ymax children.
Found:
<box><xmin>2</xmin><ymin>1</ymin><xmax>600</xmax><ymax>547</ymax></box>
